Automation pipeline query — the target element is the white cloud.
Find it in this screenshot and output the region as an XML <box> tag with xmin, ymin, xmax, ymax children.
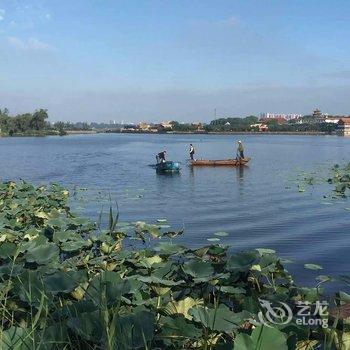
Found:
<box><xmin>7</xmin><ymin>36</ymin><xmax>54</xmax><ymax>51</ymax></box>
<box><xmin>0</xmin><ymin>8</ymin><xmax>5</xmax><ymax>21</ymax></box>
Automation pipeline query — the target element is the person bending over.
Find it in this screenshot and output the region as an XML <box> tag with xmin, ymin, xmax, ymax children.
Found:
<box><xmin>156</xmin><ymin>150</ymin><xmax>167</xmax><ymax>163</ymax></box>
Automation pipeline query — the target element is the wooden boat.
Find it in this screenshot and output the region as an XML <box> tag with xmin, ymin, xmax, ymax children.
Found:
<box><xmin>156</xmin><ymin>161</ymin><xmax>180</xmax><ymax>172</ymax></box>
<box><xmin>190</xmin><ymin>158</ymin><xmax>250</xmax><ymax>167</ymax></box>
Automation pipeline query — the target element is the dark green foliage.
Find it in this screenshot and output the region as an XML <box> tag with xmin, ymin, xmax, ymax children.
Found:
<box><xmin>0</xmin><ymin>108</ymin><xmax>49</xmax><ymax>135</ymax></box>
<box><xmin>327</xmin><ymin>163</ymin><xmax>350</xmax><ymax>197</ymax></box>
<box><xmin>0</xmin><ymin>181</ymin><xmax>348</xmax><ymax>349</ymax></box>
<box><xmin>206</xmin><ymin>116</ymin><xmax>259</xmax><ymax>132</ymax></box>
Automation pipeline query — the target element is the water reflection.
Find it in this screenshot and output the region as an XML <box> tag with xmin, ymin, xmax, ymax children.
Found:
<box><xmin>236</xmin><ymin>165</ymin><xmax>245</xmax><ymax>181</ymax></box>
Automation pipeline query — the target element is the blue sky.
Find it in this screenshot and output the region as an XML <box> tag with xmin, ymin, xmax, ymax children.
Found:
<box><xmin>0</xmin><ymin>0</ymin><xmax>350</xmax><ymax>122</ymax></box>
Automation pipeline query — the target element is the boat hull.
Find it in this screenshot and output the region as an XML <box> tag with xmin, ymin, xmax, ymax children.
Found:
<box><xmin>156</xmin><ymin>161</ymin><xmax>180</xmax><ymax>172</ymax></box>
<box><xmin>190</xmin><ymin>158</ymin><xmax>250</xmax><ymax>167</ymax></box>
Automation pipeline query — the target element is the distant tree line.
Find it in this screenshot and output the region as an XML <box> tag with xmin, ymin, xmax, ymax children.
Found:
<box><xmin>262</xmin><ymin>119</ymin><xmax>337</xmax><ymax>133</ymax></box>
<box><xmin>203</xmin><ymin>115</ymin><xmax>337</xmax><ymax>133</ymax></box>
<box><xmin>204</xmin><ymin>116</ymin><xmax>259</xmax><ymax>132</ymax></box>
<box><xmin>52</xmin><ymin>121</ymin><xmax>92</xmax><ymax>131</ymax></box>
<box><xmin>170</xmin><ymin>121</ymin><xmax>202</xmax><ymax>132</ymax></box>
<box><xmin>0</xmin><ymin>108</ymin><xmax>97</xmax><ymax>136</ymax></box>
<box><xmin>0</xmin><ymin>108</ymin><xmax>50</xmax><ymax>136</ymax></box>
<box><xmin>0</xmin><ymin>107</ymin><xmax>339</xmax><ymax>136</ymax></box>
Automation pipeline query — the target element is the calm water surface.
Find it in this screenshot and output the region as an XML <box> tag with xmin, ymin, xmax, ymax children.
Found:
<box><xmin>1</xmin><ymin>133</ymin><xmax>350</xmax><ymax>285</ymax></box>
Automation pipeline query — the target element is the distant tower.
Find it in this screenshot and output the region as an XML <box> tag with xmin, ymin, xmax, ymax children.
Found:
<box><xmin>312</xmin><ymin>109</ymin><xmax>322</xmax><ymax>118</ymax></box>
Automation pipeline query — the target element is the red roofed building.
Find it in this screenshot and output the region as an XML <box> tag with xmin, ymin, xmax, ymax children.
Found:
<box><xmin>337</xmin><ymin>118</ymin><xmax>350</xmax><ymax>136</ymax></box>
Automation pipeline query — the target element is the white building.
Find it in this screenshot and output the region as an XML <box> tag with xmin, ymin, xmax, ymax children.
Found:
<box><xmin>324</xmin><ymin>117</ymin><xmax>340</xmax><ymax>124</ymax></box>
<box><xmin>260</xmin><ymin>113</ymin><xmax>301</xmax><ymax>121</ymax></box>
<box><xmin>160</xmin><ymin>121</ymin><xmax>173</xmax><ymax>129</ymax></box>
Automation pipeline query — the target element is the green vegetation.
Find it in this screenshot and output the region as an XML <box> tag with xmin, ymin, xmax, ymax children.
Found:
<box><xmin>328</xmin><ymin>163</ymin><xmax>350</xmax><ymax>197</ymax></box>
<box><xmin>0</xmin><ymin>108</ymin><xmax>95</xmax><ymax>136</ymax></box>
<box><xmin>0</xmin><ymin>107</ymin><xmax>339</xmax><ymax>136</ymax></box>
<box><xmin>293</xmin><ymin>163</ymin><xmax>350</xmax><ymax>198</ymax></box>
<box><xmin>1</xmin><ymin>180</ymin><xmax>350</xmax><ymax>349</ymax></box>
<box><xmin>263</xmin><ymin>121</ymin><xmax>337</xmax><ymax>134</ymax></box>
<box><xmin>170</xmin><ymin>121</ymin><xmax>202</xmax><ymax>132</ymax></box>
<box><xmin>0</xmin><ymin>108</ymin><xmax>53</xmax><ymax>136</ymax></box>
<box><xmin>205</xmin><ymin>116</ymin><xmax>337</xmax><ymax>133</ymax></box>
<box><xmin>205</xmin><ymin>116</ymin><xmax>258</xmax><ymax>132</ymax></box>
<box><xmin>52</xmin><ymin>121</ymin><xmax>93</xmax><ymax>133</ymax></box>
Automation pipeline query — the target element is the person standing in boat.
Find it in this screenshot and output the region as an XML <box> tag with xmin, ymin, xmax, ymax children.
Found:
<box><xmin>156</xmin><ymin>150</ymin><xmax>167</xmax><ymax>163</ymax></box>
<box><xmin>236</xmin><ymin>140</ymin><xmax>244</xmax><ymax>160</ymax></box>
<box><xmin>189</xmin><ymin>144</ymin><xmax>195</xmax><ymax>160</ymax></box>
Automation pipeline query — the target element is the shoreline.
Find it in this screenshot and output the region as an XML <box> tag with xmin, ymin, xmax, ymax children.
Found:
<box><xmin>0</xmin><ymin>130</ymin><xmax>336</xmax><ymax>137</ymax></box>
<box><xmin>95</xmin><ymin>130</ymin><xmax>329</xmax><ymax>136</ymax></box>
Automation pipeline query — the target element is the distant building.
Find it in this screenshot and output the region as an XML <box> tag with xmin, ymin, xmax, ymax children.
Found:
<box><xmin>312</xmin><ymin>108</ymin><xmax>322</xmax><ymax>118</ymax></box>
<box><xmin>337</xmin><ymin>118</ymin><xmax>350</xmax><ymax>136</ymax></box>
<box><xmin>260</xmin><ymin>113</ymin><xmax>301</xmax><ymax>121</ymax></box>
<box><xmin>121</xmin><ymin>124</ymin><xmax>137</xmax><ymax>132</ymax></box>
<box><xmin>312</xmin><ymin>108</ymin><xmax>327</xmax><ymax>122</ymax></box>
<box><xmin>324</xmin><ymin>117</ymin><xmax>340</xmax><ymax>124</ymax></box>
<box><xmin>191</xmin><ymin>122</ymin><xmax>205</xmax><ymax>131</ymax></box>
<box><xmin>138</xmin><ymin>122</ymin><xmax>151</xmax><ymax>131</ymax></box>
<box><xmin>250</xmin><ymin>123</ymin><xmax>268</xmax><ymax>131</ymax></box>
<box><xmin>160</xmin><ymin>121</ymin><xmax>173</xmax><ymax>129</ymax></box>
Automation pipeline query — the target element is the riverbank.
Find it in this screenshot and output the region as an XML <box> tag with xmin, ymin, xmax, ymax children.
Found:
<box><xmin>0</xmin><ymin>130</ymin><xmax>97</xmax><ymax>137</ymax></box>
<box><xmin>0</xmin><ymin>130</ymin><xmax>60</xmax><ymax>137</ymax></box>
<box><xmin>0</xmin><ymin>180</ymin><xmax>348</xmax><ymax>349</ymax></box>
<box><xmin>0</xmin><ymin>129</ymin><xmax>334</xmax><ymax>137</ymax></box>
<box><xmin>83</xmin><ymin>129</ymin><xmax>330</xmax><ymax>136</ymax></box>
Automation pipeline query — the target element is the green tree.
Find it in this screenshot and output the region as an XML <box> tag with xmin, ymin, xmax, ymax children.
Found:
<box><xmin>30</xmin><ymin>109</ymin><xmax>49</xmax><ymax>130</ymax></box>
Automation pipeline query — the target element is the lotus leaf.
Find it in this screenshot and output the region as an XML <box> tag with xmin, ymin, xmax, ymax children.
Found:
<box><xmin>34</xmin><ymin>211</ymin><xmax>50</xmax><ymax>219</ymax></box>
<box><xmin>44</xmin><ymin>270</ymin><xmax>88</xmax><ymax>293</ymax></box>
<box><xmin>0</xmin><ymin>326</ymin><xmax>29</xmax><ymax>350</ymax></box>
<box><xmin>182</xmin><ymin>259</ymin><xmax>214</xmax><ymax>279</ymax></box>
<box><xmin>0</xmin><ymin>242</ymin><xmax>17</xmax><ymax>259</ymax></box>
<box><xmin>256</xmin><ymin>248</ymin><xmax>276</xmax><ymax>255</ymax></box>
<box><xmin>150</xmin><ymin>285</ymin><xmax>171</xmax><ymax>295</ymax></box>
<box><xmin>214</xmin><ymin>232</ymin><xmax>229</xmax><ymax>237</ymax></box>
<box><xmin>115</xmin><ymin>310</ymin><xmax>155</xmax><ymax>349</ymax></box>
<box><xmin>138</xmin><ymin>275</ymin><xmax>185</xmax><ymax>287</ymax></box>
<box><xmin>60</xmin><ymin>238</ymin><xmax>91</xmax><ymax>252</ymax></box>
<box><xmin>154</xmin><ymin>242</ymin><xmax>186</xmax><ymax>255</ymax></box>
<box><xmin>25</xmin><ymin>242</ymin><xmax>59</xmax><ymax>265</ymax></box>
<box><xmin>164</xmin><ymin>297</ymin><xmax>203</xmax><ymax>320</ymax></box>
<box><xmin>219</xmin><ymin>286</ymin><xmax>246</xmax><ymax>295</ymax></box>
<box><xmin>304</xmin><ymin>263</ymin><xmax>323</xmax><ymax>270</ymax></box>
<box><xmin>227</xmin><ymin>251</ymin><xmax>259</xmax><ymax>272</ymax></box>
<box><xmin>14</xmin><ymin>270</ymin><xmax>49</xmax><ymax>306</ymax></box>
<box><xmin>0</xmin><ymin>263</ymin><xmax>24</xmax><ymax>277</ymax></box>
<box><xmin>140</xmin><ymin>255</ymin><xmax>163</xmax><ymax>268</ymax></box>
<box><xmin>189</xmin><ymin>305</ymin><xmax>245</xmax><ymax>333</ymax></box>
<box><xmin>67</xmin><ymin>310</ymin><xmax>102</xmax><ymax>342</ymax></box>
<box><xmin>160</xmin><ymin>315</ymin><xmax>202</xmax><ymax>340</ymax></box>
<box><xmin>86</xmin><ymin>271</ymin><xmax>132</xmax><ymax>305</ymax></box>
<box><xmin>207</xmin><ymin>237</ymin><xmax>220</xmax><ymax>242</ymax></box>
<box><xmin>234</xmin><ymin>325</ymin><xmax>288</xmax><ymax>350</ymax></box>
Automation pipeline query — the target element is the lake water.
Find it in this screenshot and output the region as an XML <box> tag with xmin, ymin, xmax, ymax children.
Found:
<box><xmin>1</xmin><ymin>133</ymin><xmax>350</xmax><ymax>286</ymax></box>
